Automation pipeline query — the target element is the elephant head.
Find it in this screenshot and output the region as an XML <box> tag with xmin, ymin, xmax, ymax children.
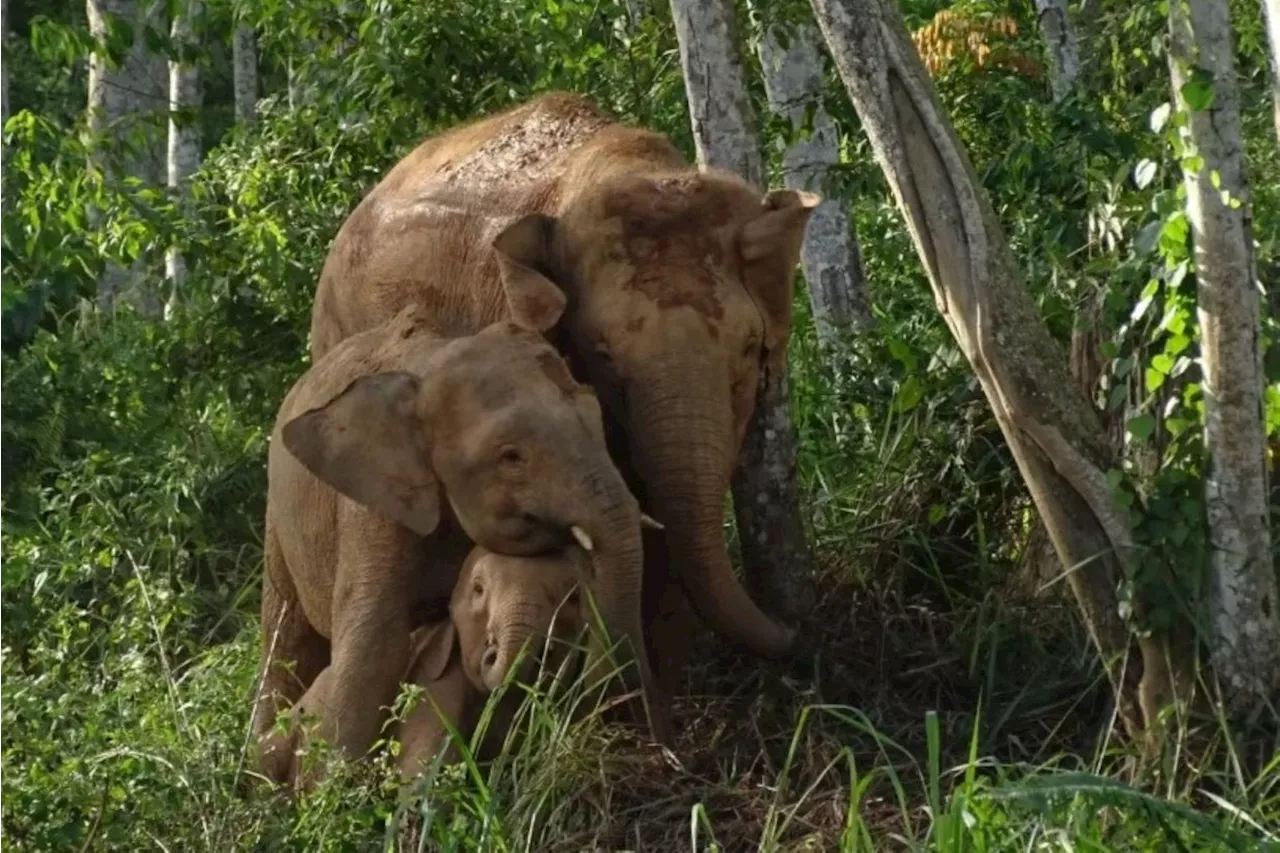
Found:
<box><xmin>490</xmin><ymin>174</ymin><xmax>818</xmax><ymax>659</ymax></box>
<box><xmin>412</xmin><ymin>546</ymin><xmax>589</xmax><ymax>693</ymax></box>
<box><xmin>280</xmin><ymin>298</ymin><xmax>658</xmax><ymax>734</ymax></box>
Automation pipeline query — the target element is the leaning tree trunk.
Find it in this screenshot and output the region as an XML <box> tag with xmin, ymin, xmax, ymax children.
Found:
<box><xmin>756</xmin><ymin>15</ymin><xmax>874</xmax><ymax>340</ymax></box>
<box><xmin>809</xmin><ymin>0</ymin><xmax>1195</xmax><ymax>735</ymax></box>
<box><xmin>1264</xmin><ymin>0</ymin><xmax>1280</xmax><ymax>143</ymax></box>
<box><xmin>164</xmin><ymin>0</ymin><xmax>203</xmax><ymax>314</ymax></box>
<box><xmin>1034</xmin><ymin>0</ymin><xmax>1080</xmax><ymax>103</ymax></box>
<box><xmin>87</xmin><ymin>0</ymin><xmax>167</xmax><ymax>313</ymax></box>
<box><xmin>669</xmin><ymin>0</ymin><xmax>815</xmax><ymax>622</ymax></box>
<box><xmin>233</xmin><ymin>21</ymin><xmax>257</xmax><ymax>125</ymax></box>
<box><xmin>1169</xmin><ymin>0</ymin><xmax>1279</xmax><ymax>711</ymax></box>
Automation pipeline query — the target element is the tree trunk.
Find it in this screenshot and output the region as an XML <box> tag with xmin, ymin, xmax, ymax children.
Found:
<box><xmin>233</xmin><ymin>23</ymin><xmax>257</xmax><ymax>125</ymax></box>
<box><xmin>1264</xmin><ymin>0</ymin><xmax>1280</xmax><ymax>143</ymax></box>
<box><xmin>1169</xmin><ymin>0</ymin><xmax>1279</xmax><ymax>711</ymax></box>
<box><xmin>164</xmin><ymin>0</ymin><xmax>202</xmax><ymax>313</ymax></box>
<box><xmin>669</xmin><ymin>0</ymin><xmax>815</xmax><ymax>622</ymax></box>
<box><xmin>2</xmin><ymin>0</ymin><xmax>9</xmax><ymax>125</ymax></box>
<box><xmin>809</xmin><ymin>0</ymin><xmax>1192</xmax><ymax>735</ymax></box>
<box><xmin>756</xmin><ymin>16</ymin><xmax>874</xmax><ymax>339</ymax></box>
<box><xmin>1034</xmin><ymin>0</ymin><xmax>1081</xmax><ymax>103</ymax></box>
<box><xmin>87</xmin><ymin>0</ymin><xmax>166</xmax><ymax>312</ymax></box>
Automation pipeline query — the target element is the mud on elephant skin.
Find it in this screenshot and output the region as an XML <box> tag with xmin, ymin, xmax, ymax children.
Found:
<box><xmin>254</xmin><ymin>298</ymin><xmax>658</xmax><ymax>786</ymax></box>
<box><xmin>258</xmin><ymin>545</ymin><xmax>590</xmax><ymax>790</ymax></box>
<box><xmin>308</xmin><ymin>94</ymin><xmax>821</xmax><ymax>701</ymax></box>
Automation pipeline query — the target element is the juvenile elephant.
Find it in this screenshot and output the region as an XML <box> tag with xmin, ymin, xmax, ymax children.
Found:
<box><xmin>261</xmin><ymin>544</ymin><xmax>589</xmax><ymax>789</ymax></box>
<box><xmin>309</xmin><ymin>93</ymin><xmax>819</xmax><ymax>713</ymax></box>
<box><xmin>255</xmin><ymin>297</ymin><xmax>655</xmax><ymax>785</ymax></box>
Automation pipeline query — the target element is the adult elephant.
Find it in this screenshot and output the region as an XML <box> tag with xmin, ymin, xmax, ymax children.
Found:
<box><xmin>310</xmin><ymin>92</ymin><xmax>817</xmax><ymax>707</ymax></box>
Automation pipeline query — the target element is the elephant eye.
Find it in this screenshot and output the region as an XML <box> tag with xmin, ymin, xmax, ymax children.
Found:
<box><xmin>472</xmin><ymin>581</ymin><xmax>484</xmax><ymax>597</ymax></box>
<box><xmin>499</xmin><ymin>445</ymin><xmax>524</xmax><ymax>465</ymax></box>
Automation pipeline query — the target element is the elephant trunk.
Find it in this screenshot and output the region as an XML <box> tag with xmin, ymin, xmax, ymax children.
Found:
<box><xmin>629</xmin><ymin>372</ymin><xmax>796</xmax><ymax>659</ymax></box>
<box><xmin>488</xmin><ymin>605</ymin><xmax>543</xmax><ymax>691</ymax></box>
<box><xmin>563</xmin><ymin>464</ymin><xmax>661</xmax><ymax>738</ymax></box>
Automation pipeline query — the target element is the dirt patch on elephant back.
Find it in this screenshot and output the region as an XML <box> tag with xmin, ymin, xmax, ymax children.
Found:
<box><xmin>435</xmin><ymin>94</ymin><xmax>612</xmax><ymax>201</ymax></box>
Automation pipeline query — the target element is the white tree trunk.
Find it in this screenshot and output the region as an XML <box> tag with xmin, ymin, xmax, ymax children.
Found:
<box><xmin>1264</xmin><ymin>0</ymin><xmax>1280</xmax><ymax>142</ymax></box>
<box><xmin>233</xmin><ymin>23</ymin><xmax>257</xmax><ymax>125</ymax></box>
<box><xmin>1169</xmin><ymin>0</ymin><xmax>1279</xmax><ymax>710</ymax></box>
<box><xmin>2</xmin><ymin>0</ymin><xmax>9</xmax><ymax>124</ymax></box>
<box><xmin>164</xmin><ymin>0</ymin><xmax>202</xmax><ymax>311</ymax></box>
<box><xmin>809</xmin><ymin>0</ymin><xmax>1195</xmax><ymax>735</ymax></box>
<box><xmin>669</xmin><ymin>0</ymin><xmax>815</xmax><ymax>621</ymax></box>
<box><xmin>87</xmin><ymin>0</ymin><xmax>167</xmax><ymax>312</ymax></box>
<box><xmin>1034</xmin><ymin>0</ymin><xmax>1081</xmax><ymax>102</ymax></box>
<box><xmin>756</xmin><ymin>18</ymin><xmax>873</xmax><ymax>338</ymax></box>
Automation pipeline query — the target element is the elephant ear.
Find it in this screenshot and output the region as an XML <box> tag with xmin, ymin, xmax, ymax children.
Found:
<box><xmin>405</xmin><ymin>621</ymin><xmax>458</xmax><ymax>685</ymax></box>
<box><xmin>738</xmin><ymin>189</ymin><xmax>821</xmax><ymax>358</ymax></box>
<box><xmin>281</xmin><ymin>371</ymin><xmax>442</xmax><ymax>536</ymax></box>
<box><xmin>493</xmin><ymin>214</ymin><xmax>568</xmax><ymax>333</ymax></box>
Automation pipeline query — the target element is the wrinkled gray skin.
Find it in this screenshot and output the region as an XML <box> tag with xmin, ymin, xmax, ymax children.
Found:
<box><xmin>255</xmin><ymin>302</ymin><xmax>650</xmax><ymax>787</ymax></box>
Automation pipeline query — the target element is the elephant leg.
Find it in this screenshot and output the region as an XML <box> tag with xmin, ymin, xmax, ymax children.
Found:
<box><xmin>317</xmin><ymin>513</ymin><xmax>416</xmax><ymax>765</ymax></box>
<box><xmin>254</xmin><ymin>523</ymin><xmax>329</xmax><ymax>784</ymax></box>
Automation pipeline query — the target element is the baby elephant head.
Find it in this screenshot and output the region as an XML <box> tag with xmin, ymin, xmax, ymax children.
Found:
<box><xmin>455</xmin><ymin>546</ymin><xmax>588</xmax><ymax>691</ymax></box>
<box><xmin>410</xmin><ymin>546</ymin><xmax>589</xmax><ymax>694</ymax></box>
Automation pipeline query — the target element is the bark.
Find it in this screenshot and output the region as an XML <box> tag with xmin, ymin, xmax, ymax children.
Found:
<box><xmin>809</xmin><ymin>0</ymin><xmax>1193</xmax><ymax>735</ymax></box>
<box><xmin>1169</xmin><ymin>0</ymin><xmax>1279</xmax><ymax>710</ymax></box>
<box><xmin>2</xmin><ymin>0</ymin><xmax>9</xmax><ymax>125</ymax></box>
<box><xmin>1265</xmin><ymin>0</ymin><xmax>1280</xmax><ymax>143</ymax></box>
<box><xmin>87</xmin><ymin>0</ymin><xmax>167</xmax><ymax>312</ymax></box>
<box><xmin>164</xmin><ymin>0</ymin><xmax>203</xmax><ymax>312</ymax></box>
<box><xmin>1034</xmin><ymin>0</ymin><xmax>1081</xmax><ymax>103</ymax></box>
<box><xmin>756</xmin><ymin>17</ymin><xmax>874</xmax><ymax>339</ymax></box>
<box><xmin>669</xmin><ymin>0</ymin><xmax>815</xmax><ymax>622</ymax></box>
<box><xmin>233</xmin><ymin>23</ymin><xmax>257</xmax><ymax>125</ymax></box>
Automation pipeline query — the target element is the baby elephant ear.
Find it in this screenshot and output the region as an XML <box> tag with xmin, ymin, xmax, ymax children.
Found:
<box><xmin>281</xmin><ymin>371</ymin><xmax>442</xmax><ymax>536</ymax></box>
<box><xmin>406</xmin><ymin>621</ymin><xmax>458</xmax><ymax>684</ymax></box>
<box><xmin>493</xmin><ymin>214</ymin><xmax>568</xmax><ymax>333</ymax></box>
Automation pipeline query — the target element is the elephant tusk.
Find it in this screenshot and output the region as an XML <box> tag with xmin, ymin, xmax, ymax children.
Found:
<box><xmin>570</xmin><ymin>525</ymin><xmax>594</xmax><ymax>552</ymax></box>
<box><xmin>640</xmin><ymin>513</ymin><xmax>665</xmax><ymax>530</ymax></box>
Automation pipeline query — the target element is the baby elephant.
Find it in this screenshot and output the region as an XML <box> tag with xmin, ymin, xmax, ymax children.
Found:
<box><xmin>256</xmin><ymin>295</ymin><xmax>660</xmax><ymax>785</ymax></box>
<box><xmin>263</xmin><ymin>545</ymin><xmax>589</xmax><ymax>789</ymax></box>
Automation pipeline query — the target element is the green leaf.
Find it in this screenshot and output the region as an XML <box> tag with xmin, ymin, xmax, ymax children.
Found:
<box><xmin>1180</xmin><ymin>70</ymin><xmax>1215</xmax><ymax>111</ymax></box>
<box><xmin>1146</xmin><ymin>367</ymin><xmax>1166</xmax><ymax>391</ymax></box>
<box><xmin>1151</xmin><ymin>353</ymin><xmax>1174</xmax><ymax>374</ymax></box>
<box><xmin>892</xmin><ymin>375</ymin><xmax>924</xmax><ymax>413</ymax></box>
<box><xmin>1127</xmin><ymin>413</ymin><xmax>1156</xmax><ymax>441</ymax></box>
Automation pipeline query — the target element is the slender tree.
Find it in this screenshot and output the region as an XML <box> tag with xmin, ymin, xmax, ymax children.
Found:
<box><xmin>1169</xmin><ymin>0</ymin><xmax>1278</xmax><ymax>710</ymax></box>
<box><xmin>164</xmin><ymin>0</ymin><xmax>203</xmax><ymax>310</ymax></box>
<box><xmin>1034</xmin><ymin>0</ymin><xmax>1080</xmax><ymax>102</ymax></box>
<box><xmin>669</xmin><ymin>0</ymin><xmax>815</xmax><ymax>621</ymax></box>
<box><xmin>756</xmin><ymin>13</ymin><xmax>873</xmax><ymax>339</ymax></box>
<box><xmin>233</xmin><ymin>20</ymin><xmax>257</xmax><ymax>125</ymax></box>
<box><xmin>1265</xmin><ymin>0</ymin><xmax>1280</xmax><ymax>142</ymax></box>
<box><xmin>87</xmin><ymin>0</ymin><xmax>167</xmax><ymax>312</ymax></box>
<box><xmin>2</xmin><ymin>0</ymin><xmax>9</xmax><ymax>125</ymax></box>
<box><xmin>808</xmin><ymin>0</ymin><xmax>1193</xmax><ymax>734</ymax></box>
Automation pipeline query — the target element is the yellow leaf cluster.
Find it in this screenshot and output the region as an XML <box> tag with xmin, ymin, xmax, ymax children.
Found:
<box><xmin>911</xmin><ymin>10</ymin><xmax>1042</xmax><ymax>79</ymax></box>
